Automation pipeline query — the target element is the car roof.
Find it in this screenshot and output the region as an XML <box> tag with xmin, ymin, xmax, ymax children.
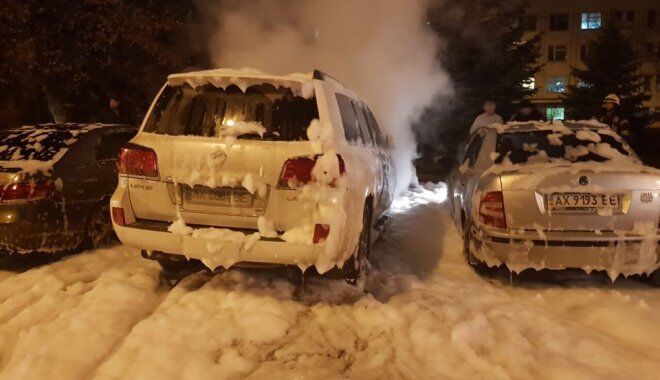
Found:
<box><xmin>167</xmin><ymin>68</ymin><xmax>357</xmax><ymax>100</ymax></box>
<box><xmin>6</xmin><ymin>123</ymin><xmax>134</xmax><ymax>133</ymax></box>
<box><xmin>475</xmin><ymin>120</ymin><xmax>611</xmax><ymax>135</ymax></box>
<box><xmin>168</xmin><ymin>68</ymin><xmax>313</xmax><ymax>84</ymax></box>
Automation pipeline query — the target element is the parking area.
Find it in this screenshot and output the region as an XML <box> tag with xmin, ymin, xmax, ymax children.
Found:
<box><xmin>0</xmin><ymin>184</ymin><xmax>658</xmax><ymax>380</ymax></box>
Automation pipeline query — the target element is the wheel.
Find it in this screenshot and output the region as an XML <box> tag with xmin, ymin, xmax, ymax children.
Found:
<box><xmin>343</xmin><ymin>201</ymin><xmax>372</xmax><ymax>285</ymax></box>
<box><xmin>462</xmin><ymin>217</ymin><xmax>476</xmax><ymax>265</ymax></box>
<box><xmin>463</xmin><ymin>217</ymin><xmax>490</xmax><ymax>274</ymax></box>
<box><xmin>85</xmin><ymin>201</ymin><xmax>116</xmax><ymax>249</ymax></box>
<box><xmin>649</xmin><ymin>270</ymin><xmax>659</xmax><ymax>287</ymax></box>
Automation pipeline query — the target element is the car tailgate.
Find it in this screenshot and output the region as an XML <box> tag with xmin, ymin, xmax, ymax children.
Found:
<box><xmin>500</xmin><ymin>171</ymin><xmax>660</xmax><ymax>232</ymax></box>
<box><xmin>126</xmin><ymin>133</ymin><xmax>315</xmax><ymax>229</ymax></box>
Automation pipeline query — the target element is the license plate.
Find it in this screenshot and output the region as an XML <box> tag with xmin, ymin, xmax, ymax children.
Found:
<box><xmin>185</xmin><ymin>187</ymin><xmax>253</xmax><ymax>208</ymax></box>
<box><xmin>547</xmin><ymin>193</ymin><xmax>620</xmax><ymax>212</ymax></box>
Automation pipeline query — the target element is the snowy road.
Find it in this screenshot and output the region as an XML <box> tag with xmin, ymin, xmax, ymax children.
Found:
<box><xmin>0</xmin><ymin>184</ymin><xmax>659</xmax><ymax>379</ymax></box>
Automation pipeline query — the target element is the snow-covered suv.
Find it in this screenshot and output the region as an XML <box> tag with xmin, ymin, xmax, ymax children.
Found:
<box><xmin>110</xmin><ymin>69</ymin><xmax>394</xmax><ymax>282</ymax></box>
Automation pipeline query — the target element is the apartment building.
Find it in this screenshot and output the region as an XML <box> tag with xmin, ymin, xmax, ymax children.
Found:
<box><xmin>524</xmin><ymin>0</ymin><xmax>659</xmax><ymax>121</ymax></box>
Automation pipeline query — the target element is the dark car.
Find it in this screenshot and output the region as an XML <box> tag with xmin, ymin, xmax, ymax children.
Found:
<box><xmin>0</xmin><ymin>123</ymin><xmax>136</xmax><ymax>254</ymax></box>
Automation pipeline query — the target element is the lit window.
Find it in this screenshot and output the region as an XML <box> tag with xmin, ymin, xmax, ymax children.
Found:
<box><xmin>581</xmin><ymin>13</ymin><xmax>602</xmax><ymax>30</ymax></box>
<box><xmin>547</xmin><ymin>77</ymin><xmax>566</xmax><ymax>93</ymax></box>
<box><xmin>522</xmin><ymin>77</ymin><xmax>536</xmax><ymax>91</ymax></box>
<box><xmin>548</xmin><ymin>45</ymin><xmax>567</xmax><ymax>61</ymax></box>
<box><xmin>546</xmin><ymin>107</ymin><xmax>565</xmax><ymax>121</ymax></box>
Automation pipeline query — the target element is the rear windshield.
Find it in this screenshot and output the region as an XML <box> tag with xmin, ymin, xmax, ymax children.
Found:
<box><xmin>0</xmin><ymin>128</ymin><xmax>78</xmax><ymax>162</ymax></box>
<box><xmin>496</xmin><ymin>130</ymin><xmax>631</xmax><ymax>164</ymax></box>
<box><xmin>143</xmin><ymin>84</ymin><xmax>318</xmax><ymax>141</ymax></box>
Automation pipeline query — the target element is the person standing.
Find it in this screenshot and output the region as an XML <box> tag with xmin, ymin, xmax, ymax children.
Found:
<box><xmin>598</xmin><ymin>94</ymin><xmax>630</xmax><ymax>139</ymax></box>
<box><xmin>99</xmin><ymin>91</ymin><xmax>135</xmax><ymax>125</ymax></box>
<box><xmin>469</xmin><ymin>100</ymin><xmax>503</xmax><ymax>133</ymax></box>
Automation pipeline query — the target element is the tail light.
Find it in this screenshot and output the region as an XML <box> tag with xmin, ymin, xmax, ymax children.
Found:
<box><xmin>118</xmin><ymin>144</ymin><xmax>159</xmax><ymax>178</ymax></box>
<box><xmin>313</xmin><ymin>224</ymin><xmax>330</xmax><ymax>243</ymax></box>
<box><xmin>112</xmin><ymin>207</ymin><xmax>126</xmax><ymax>226</ymax></box>
<box><xmin>0</xmin><ymin>181</ymin><xmax>55</xmax><ymax>204</ymax></box>
<box><xmin>278</xmin><ymin>155</ymin><xmax>346</xmax><ymax>189</ymax></box>
<box><xmin>479</xmin><ymin>191</ymin><xmax>507</xmax><ymax>228</ymax></box>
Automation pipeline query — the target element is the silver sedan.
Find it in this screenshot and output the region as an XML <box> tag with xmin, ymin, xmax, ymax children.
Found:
<box><xmin>448</xmin><ymin>121</ymin><xmax>660</xmax><ymax>280</ymax></box>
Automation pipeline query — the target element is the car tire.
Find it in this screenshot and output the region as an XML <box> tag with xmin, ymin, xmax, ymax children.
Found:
<box><xmin>85</xmin><ymin>201</ymin><xmax>117</xmax><ymax>249</ymax></box>
<box><xmin>343</xmin><ymin>201</ymin><xmax>372</xmax><ymax>285</ymax></box>
<box><xmin>462</xmin><ymin>217</ymin><xmax>489</xmax><ymax>273</ymax></box>
<box><xmin>649</xmin><ymin>270</ymin><xmax>659</xmax><ymax>287</ymax></box>
<box><xmin>462</xmin><ymin>217</ymin><xmax>476</xmax><ymax>264</ymax></box>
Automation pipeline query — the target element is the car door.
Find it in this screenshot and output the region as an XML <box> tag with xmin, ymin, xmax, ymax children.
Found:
<box><xmin>55</xmin><ymin>128</ymin><xmax>136</xmax><ymax>234</ymax></box>
<box><xmin>362</xmin><ymin>105</ymin><xmax>394</xmax><ymax>216</ymax></box>
<box><xmin>52</xmin><ymin>131</ymin><xmax>102</xmax><ymax>236</ymax></box>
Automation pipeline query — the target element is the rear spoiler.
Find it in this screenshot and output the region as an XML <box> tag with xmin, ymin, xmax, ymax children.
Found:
<box><xmin>312</xmin><ymin>70</ymin><xmax>346</xmax><ymax>87</ymax></box>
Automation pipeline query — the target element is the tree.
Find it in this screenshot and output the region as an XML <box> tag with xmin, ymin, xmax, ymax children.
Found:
<box><xmin>416</xmin><ymin>0</ymin><xmax>541</xmax><ymax>165</ymax></box>
<box><xmin>563</xmin><ymin>22</ymin><xmax>649</xmax><ymax>121</ymax></box>
<box><xmin>0</xmin><ymin>0</ymin><xmax>209</xmax><ymax>126</ymax></box>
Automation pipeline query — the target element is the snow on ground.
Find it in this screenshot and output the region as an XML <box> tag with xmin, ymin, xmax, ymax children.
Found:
<box><xmin>0</xmin><ymin>183</ymin><xmax>659</xmax><ymax>379</ymax></box>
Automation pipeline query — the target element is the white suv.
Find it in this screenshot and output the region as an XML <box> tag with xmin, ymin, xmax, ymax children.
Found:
<box><xmin>110</xmin><ymin>69</ymin><xmax>394</xmax><ymax>283</ymax></box>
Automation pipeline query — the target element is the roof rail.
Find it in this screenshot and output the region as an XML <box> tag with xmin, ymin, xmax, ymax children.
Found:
<box><xmin>312</xmin><ymin>70</ymin><xmax>346</xmax><ymax>86</ymax></box>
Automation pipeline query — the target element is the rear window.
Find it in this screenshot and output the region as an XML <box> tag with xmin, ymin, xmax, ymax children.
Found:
<box><xmin>144</xmin><ymin>84</ymin><xmax>318</xmax><ymax>141</ymax></box>
<box><xmin>496</xmin><ymin>130</ymin><xmax>631</xmax><ymax>164</ymax></box>
<box><xmin>0</xmin><ymin>128</ymin><xmax>79</xmax><ymax>162</ymax></box>
<box><xmin>335</xmin><ymin>93</ymin><xmax>362</xmax><ymax>144</ymax></box>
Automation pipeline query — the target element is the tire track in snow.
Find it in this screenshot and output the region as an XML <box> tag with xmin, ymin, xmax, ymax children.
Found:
<box><xmin>0</xmin><ymin>253</ymin><xmax>117</xmax><ymax>372</ymax></box>
<box><xmin>495</xmin><ymin>283</ymin><xmax>660</xmax><ymax>363</ymax></box>
<box><xmin>87</xmin><ymin>271</ymin><xmax>214</xmax><ymax>379</ymax></box>
<box><xmin>0</xmin><ymin>247</ymin><xmax>165</xmax><ymax>380</ymax></box>
<box><xmin>91</xmin><ymin>270</ymin><xmax>314</xmax><ymax>379</ymax></box>
<box><xmin>427</xmin><ymin>203</ymin><xmax>660</xmax><ymax>378</ymax></box>
<box><xmin>432</xmin><ymin>204</ymin><xmax>660</xmax><ymax>364</ymax></box>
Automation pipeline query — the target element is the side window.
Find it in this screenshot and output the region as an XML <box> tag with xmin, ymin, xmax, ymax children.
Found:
<box><xmin>364</xmin><ymin>106</ymin><xmax>385</xmax><ymax>148</ymax></box>
<box><xmin>463</xmin><ymin>134</ymin><xmax>484</xmax><ymax>167</ymax></box>
<box><xmin>352</xmin><ymin>101</ymin><xmax>374</xmax><ymax>147</ymax></box>
<box><xmin>96</xmin><ymin>131</ymin><xmax>135</xmax><ymax>161</ymax></box>
<box><xmin>335</xmin><ymin>93</ymin><xmax>362</xmax><ymax>145</ymax></box>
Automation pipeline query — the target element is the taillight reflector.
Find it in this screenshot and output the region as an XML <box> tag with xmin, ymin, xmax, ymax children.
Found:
<box><xmin>313</xmin><ymin>224</ymin><xmax>330</xmax><ymax>243</ymax></box>
<box><xmin>279</xmin><ymin>157</ymin><xmax>316</xmax><ymax>189</ymax></box>
<box><xmin>118</xmin><ymin>144</ymin><xmax>159</xmax><ymax>178</ymax></box>
<box><xmin>278</xmin><ymin>155</ymin><xmax>346</xmax><ymax>189</ymax></box>
<box><xmin>0</xmin><ymin>181</ymin><xmax>55</xmax><ymax>204</ymax></box>
<box><xmin>479</xmin><ymin>191</ymin><xmax>507</xmax><ymax>229</ymax></box>
<box><xmin>112</xmin><ymin>207</ymin><xmax>126</xmax><ymax>226</ymax></box>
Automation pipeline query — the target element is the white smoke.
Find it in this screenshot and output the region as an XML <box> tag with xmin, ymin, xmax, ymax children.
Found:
<box><xmin>207</xmin><ymin>0</ymin><xmax>450</xmax><ymax>193</ymax></box>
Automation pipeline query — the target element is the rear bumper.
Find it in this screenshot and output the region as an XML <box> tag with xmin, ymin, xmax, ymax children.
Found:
<box><xmin>0</xmin><ymin>203</ymin><xmax>82</xmax><ymax>254</ymax></box>
<box><xmin>0</xmin><ymin>221</ymin><xmax>52</xmax><ymax>254</ymax></box>
<box><xmin>472</xmin><ymin>228</ymin><xmax>660</xmax><ymax>277</ymax></box>
<box><xmin>114</xmin><ymin>219</ymin><xmax>323</xmax><ymax>270</ymax></box>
